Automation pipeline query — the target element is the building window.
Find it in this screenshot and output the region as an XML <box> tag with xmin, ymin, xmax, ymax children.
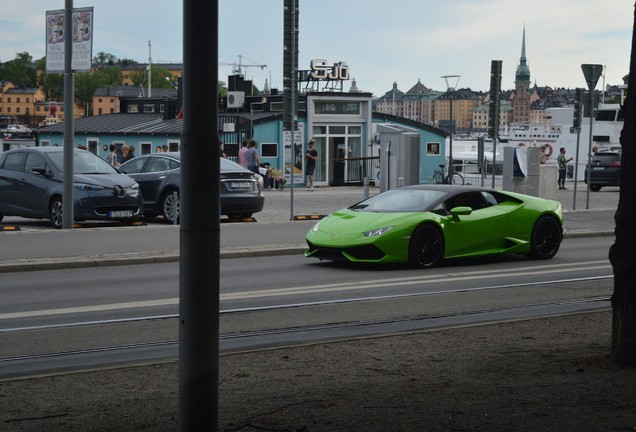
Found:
<box><xmin>128</xmin><ymin>105</ymin><xmax>139</xmax><ymax>113</ymax></box>
<box><xmin>98</xmin><ymin>98</ymin><xmax>102</xmax><ymax>103</ymax></box>
<box><xmin>143</xmin><ymin>104</ymin><xmax>155</xmax><ymax>113</ymax></box>
<box><xmin>261</xmin><ymin>143</ymin><xmax>278</xmax><ymax>158</ymax></box>
<box><xmin>315</xmin><ymin>101</ymin><xmax>360</xmax><ymax>115</ymax></box>
<box><xmin>16</xmin><ymin>97</ymin><xmax>20</xmax><ymax>103</ymax></box>
<box><xmin>426</xmin><ymin>142</ymin><xmax>441</xmax><ymax>156</ymax></box>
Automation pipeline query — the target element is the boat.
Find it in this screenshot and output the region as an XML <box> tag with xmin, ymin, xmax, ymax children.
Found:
<box><xmin>0</xmin><ymin>118</ymin><xmax>35</xmax><ymax>140</ymax></box>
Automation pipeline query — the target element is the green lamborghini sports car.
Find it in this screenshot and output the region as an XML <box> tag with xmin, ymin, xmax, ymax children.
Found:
<box><xmin>305</xmin><ymin>185</ymin><xmax>565</xmax><ymax>268</ymax></box>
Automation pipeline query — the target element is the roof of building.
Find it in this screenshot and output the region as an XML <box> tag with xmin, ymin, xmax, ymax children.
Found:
<box><xmin>405</xmin><ymin>79</ymin><xmax>431</xmax><ymax>95</ymax></box>
<box><xmin>35</xmin><ymin>113</ymin><xmax>180</xmax><ymax>135</ymax></box>
<box><xmin>93</xmin><ymin>86</ymin><xmax>178</xmax><ymax>98</ymax></box>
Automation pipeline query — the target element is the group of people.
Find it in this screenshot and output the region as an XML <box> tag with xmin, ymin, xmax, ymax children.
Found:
<box><xmin>237</xmin><ymin>138</ymin><xmax>318</xmax><ymax>190</ymax></box>
<box><xmin>105</xmin><ymin>144</ymin><xmax>136</xmax><ymax>168</ymax></box>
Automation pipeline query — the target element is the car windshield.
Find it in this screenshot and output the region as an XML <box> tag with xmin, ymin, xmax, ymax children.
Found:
<box><xmin>349</xmin><ymin>189</ymin><xmax>447</xmax><ymax>212</ymax></box>
<box><xmin>48</xmin><ymin>150</ymin><xmax>117</xmax><ymax>174</ymax></box>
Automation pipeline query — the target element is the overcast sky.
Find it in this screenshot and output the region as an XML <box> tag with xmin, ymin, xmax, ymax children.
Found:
<box><xmin>1</xmin><ymin>1</ymin><xmax>631</xmax><ymax>96</ymax></box>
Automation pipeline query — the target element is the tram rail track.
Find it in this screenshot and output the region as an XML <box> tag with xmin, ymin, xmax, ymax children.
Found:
<box><xmin>0</xmin><ymin>274</ymin><xmax>613</xmax><ymax>379</ymax></box>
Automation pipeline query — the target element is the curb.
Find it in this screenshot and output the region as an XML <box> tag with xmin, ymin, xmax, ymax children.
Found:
<box><xmin>0</xmin><ymin>244</ymin><xmax>307</xmax><ymax>273</ymax></box>
<box><xmin>0</xmin><ymin>229</ymin><xmax>614</xmax><ymax>274</ymax></box>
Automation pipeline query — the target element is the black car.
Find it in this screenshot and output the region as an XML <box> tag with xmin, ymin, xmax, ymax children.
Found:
<box><xmin>119</xmin><ymin>152</ymin><xmax>265</xmax><ymax>223</ymax></box>
<box><xmin>0</xmin><ymin>147</ymin><xmax>143</xmax><ymax>228</ymax></box>
<box><xmin>584</xmin><ymin>151</ymin><xmax>621</xmax><ymax>191</ymax></box>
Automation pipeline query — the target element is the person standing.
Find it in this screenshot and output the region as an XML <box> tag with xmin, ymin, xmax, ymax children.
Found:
<box><xmin>305</xmin><ymin>139</ymin><xmax>318</xmax><ymax>191</ymax></box>
<box><xmin>238</xmin><ymin>139</ymin><xmax>249</xmax><ymax>167</ymax></box>
<box><xmin>105</xmin><ymin>144</ymin><xmax>120</xmax><ymax>168</ymax></box>
<box><xmin>557</xmin><ymin>147</ymin><xmax>573</xmax><ymax>190</ymax></box>
<box><xmin>121</xmin><ymin>145</ymin><xmax>136</xmax><ymax>163</ymax></box>
<box><xmin>246</xmin><ymin>139</ymin><xmax>260</xmax><ymax>174</ymax></box>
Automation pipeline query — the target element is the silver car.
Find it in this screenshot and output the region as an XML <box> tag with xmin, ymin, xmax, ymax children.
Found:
<box><xmin>0</xmin><ymin>147</ymin><xmax>143</xmax><ymax>228</ymax></box>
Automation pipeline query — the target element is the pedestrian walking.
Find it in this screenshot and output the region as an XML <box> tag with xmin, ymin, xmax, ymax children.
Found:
<box><xmin>246</xmin><ymin>139</ymin><xmax>260</xmax><ymax>174</ymax></box>
<box><xmin>305</xmin><ymin>139</ymin><xmax>318</xmax><ymax>191</ymax></box>
<box><xmin>238</xmin><ymin>139</ymin><xmax>249</xmax><ymax>167</ymax></box>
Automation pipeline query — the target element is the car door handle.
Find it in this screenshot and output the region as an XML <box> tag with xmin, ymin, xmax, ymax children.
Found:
<box><xmin>158</xmin><ymin>175</ymin><xmax>166</xmax><ymax>179</ymax></box>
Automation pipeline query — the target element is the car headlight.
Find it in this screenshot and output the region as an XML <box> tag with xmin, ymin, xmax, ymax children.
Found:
<box><xmin>311</xmin><ymin>221</ymin><xmax>321</xmax><ymax>233</ymax></box>
<box><xmin>363</xmin><ymin>226</ymin><xmax>395</xmax><ymax>237</ymax></box>
<box><xmin>74</xmin><ymin>183</ymin><xmax>104</xmax><ymax>191</ymax></box>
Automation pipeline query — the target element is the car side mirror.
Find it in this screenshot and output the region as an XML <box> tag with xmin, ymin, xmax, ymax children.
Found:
<box><xmin>450</xmin><ymin>206</ymin><xmax>472</xmax><ymax>220</ymax></box>
<box><xmin>32</xmin><ymin>168</ymin><xmax>51</xmax><ymax>177</ymax></box>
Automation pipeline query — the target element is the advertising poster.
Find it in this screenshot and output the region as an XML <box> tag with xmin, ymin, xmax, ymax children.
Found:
<box><xmin>283</xmin><ymin>123</ymin><xmax>305</xmax><ymax>185</ymax></box>
<box><xmin>46</xmin><ymin>7</ymin><xmax>94</xmax><ymax>73</ymax></box>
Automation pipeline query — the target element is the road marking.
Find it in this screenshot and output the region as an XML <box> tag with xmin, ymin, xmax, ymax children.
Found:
<box><xmin>0</xmin><ymin>260</ymin><xmax>611</xmax><ymax>320</ymax></box>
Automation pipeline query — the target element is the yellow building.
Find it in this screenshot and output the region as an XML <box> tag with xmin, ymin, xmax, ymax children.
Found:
<box><xmin>434</xmin><ymin>90</ymin><xmax>484</xmax><ymax>132</ymax></box>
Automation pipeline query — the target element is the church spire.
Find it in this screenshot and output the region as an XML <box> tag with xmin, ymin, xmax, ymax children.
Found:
<box><xmin>515</xmin><ymin>24</ymin><xmax>530</xmax><ymax>84</ymax></box>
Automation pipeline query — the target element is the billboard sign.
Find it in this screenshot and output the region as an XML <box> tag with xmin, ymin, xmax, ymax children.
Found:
<box><xmin>46</xmin><ymin>7</ymin><xmax>94</xmax><ymax>73</ymax></box>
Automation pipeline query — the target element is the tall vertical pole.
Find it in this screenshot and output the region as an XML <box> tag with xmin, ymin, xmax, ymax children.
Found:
<box><xmin>585</xmin><ymin>91</ymin><xmax>594</xmax><ymax>210</ymax></box>
<box><xmin>284</xmin><ymin>0</ymin><xmax>298</xmax><ymax>219</ymax></box>
<box><xmin>581</xmin><ymin>64</ymin><xmax>603</xmax><ymax>209</ymax></box>
<box><xmin>62</xmin><ymin>0</ymin><xmax>74</xmax><ymax>229</ymax></box>
<box><xmin>179</xmin><ymin>1</ymin><xmax>219</xmax><ymax>430</ymax></box>
<box><xmin>449</xmin><ymin>95</ymin><xmax>454</xmax><ymax>178</ymax></box>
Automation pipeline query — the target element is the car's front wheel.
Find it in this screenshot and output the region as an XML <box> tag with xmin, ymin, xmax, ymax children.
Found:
<box><xmin>161</xmin><ymin>190</ymin><xmax>180</xmax><ymax>224</ymax></box>
<box><xmin>529</xmin><ymin>216</ymin><xmax>562</xmax><ymax>259</ymax></box>
<box><xmin>408</xmin><ymin>224</ymin><xmax>444</xmax><ymax>268</ymax></box>
<box><xmin>49</xmin><ymin>197</ymin><xmax>63</xmax><ymax>229</ymax></box>
<box><xmin>590</xmin><ymin>184</ymin><xmax>602</xmax><ymax>192</ymax></box>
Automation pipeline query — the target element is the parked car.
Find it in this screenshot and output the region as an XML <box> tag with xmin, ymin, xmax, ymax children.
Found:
<box><xmin>0</xmin><ymin>147</ymin><xmax>143</xmax><ymax>228</ymax></box>
<box><xmin>119</xmin><ymin>152</ymin><xmax>264</xmax><ymax>223</ymax></box>
<box><xmin>305</xmin><ymin>185</ymin><xmax>564</xmax><ymax>268</ymax></box>
<box><xmin>584</xmin><ymin>151</ymin><xmax>621</xmax><ymax>191</ymax></box>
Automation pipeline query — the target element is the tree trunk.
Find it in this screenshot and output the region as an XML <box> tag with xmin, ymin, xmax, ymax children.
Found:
<box><xmin>610</xmin><ymin>3</ymin><xmax>636</xmax><ymax>365</ymax></box>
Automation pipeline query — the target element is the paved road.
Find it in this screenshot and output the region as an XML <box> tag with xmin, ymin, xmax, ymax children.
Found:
<box><xmin>0</xmin><ymin>183</ymin><xmax>618</xmax><ymax>272</ymax></box>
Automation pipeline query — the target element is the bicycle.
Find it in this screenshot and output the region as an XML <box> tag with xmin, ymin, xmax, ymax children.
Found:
<box><xmin>432</xmin><ymin>164</ymin><xmax>464</xmax><ymax>185</ymax></box>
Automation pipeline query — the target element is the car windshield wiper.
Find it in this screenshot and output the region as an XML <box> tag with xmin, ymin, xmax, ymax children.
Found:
<box><xmin>349</xmin><ymin>204</ymin><xmax>369</xmax><ymax>210</ymax></box>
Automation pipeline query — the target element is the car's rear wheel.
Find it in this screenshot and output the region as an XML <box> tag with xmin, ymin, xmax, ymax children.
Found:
<box><xmin>529</xmin><ymin>216</ymin><xmax>562</xmax><ymax>260</ymax></box>
<box><xmin>161</xmin><ymin>190</ymin><xmax>180</xmax><ymax>224</ymax></box>
<box><xmin>590</xmin><ymin>184</ymin><xmax>602</xmax><ymax>192</ymax></box>
<box><xmin>49</xmin><ymin>197</ymin><xmax>63</xmax><ymax>229</ymax></box>
<box><xmin>408</xmin><ymin>224</ymin><xmax>444</xmax><ymax>268</ymax></box>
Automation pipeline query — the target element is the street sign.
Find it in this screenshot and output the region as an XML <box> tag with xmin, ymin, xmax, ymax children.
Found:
<box><xmin>581</xmin><ymin>64</ymin><xmax>603</xmax><ymax>91</ymax></box>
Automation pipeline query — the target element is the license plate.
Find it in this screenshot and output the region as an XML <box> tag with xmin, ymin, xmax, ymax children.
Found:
<box><xmin>592</xmin><ymin>167</ymin><xmax>605</xmax><ymax>171</ymax></box>
<box><xmin>230</xmin><ymin>181</ymin><xmax>252</xmax><ymax>189</ymax></box>
<box><xmin>109</xmin><ymin>210</ymin><xmax>134</xmax><ymax>218</ymax></box>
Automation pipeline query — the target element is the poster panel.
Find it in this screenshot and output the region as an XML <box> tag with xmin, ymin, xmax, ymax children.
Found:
<box><xmin>46</xmin><ymin>7</ymin><xmax>94</xmax><ymax>73</ymax></box>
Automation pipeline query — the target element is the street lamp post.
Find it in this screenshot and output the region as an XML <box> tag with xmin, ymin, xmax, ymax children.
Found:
<box><xmin>441</xmin><ymin>75</ymin><xmax>461</xmax><ymax>178</ymax></box>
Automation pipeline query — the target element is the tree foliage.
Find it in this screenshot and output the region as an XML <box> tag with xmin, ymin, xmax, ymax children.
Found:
<box><xmin>609</xmin><ymin>5</ymin><xmax>636</xmax><ymax>365</ymax></box>
<box><xmin>129</xmin><ymin>64</ymin><xmax>178</xmax><ymax>90</ymax></box>
<box><xmin>0</xmin><ymin>52</ymin><xmax>37</xmax><ymax>87</ymax></box>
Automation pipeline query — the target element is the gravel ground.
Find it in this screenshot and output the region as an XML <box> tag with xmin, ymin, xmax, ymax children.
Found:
<box><xmin>2</xmin><ymin>310</ymin><xmax>636</xmax><ymax>432</ymax></box>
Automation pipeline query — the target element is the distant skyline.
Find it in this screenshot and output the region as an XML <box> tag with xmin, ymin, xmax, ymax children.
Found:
<box><xmin>1</xmin><ymin>1</ymin><xmax>632</xmax><ymax>96</ymax></box>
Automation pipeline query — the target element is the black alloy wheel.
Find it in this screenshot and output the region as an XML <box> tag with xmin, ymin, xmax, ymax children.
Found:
<box><xmin>529</xmin><ymin>216</ymin><xmax>562</xmax><ymax>259</ymax></box>
<box><xmin>408</xmin><ymin>224</ymin><xmax>445</xmax><ymax>268</ymax></box>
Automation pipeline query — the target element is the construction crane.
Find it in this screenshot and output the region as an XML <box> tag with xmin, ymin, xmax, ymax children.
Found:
<box><xmin>219</xmin><ymin>55</ymin><xmax>267</xmax><ymax>77</ymax></box>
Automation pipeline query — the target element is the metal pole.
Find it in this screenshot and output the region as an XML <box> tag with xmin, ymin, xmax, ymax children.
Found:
<box><xmin>62</xmin><ymin>0</ymin><xmax>74</xmax><ymax>229</ymax></box>
<box><xmin>449</xmin><ymin>94</ymin><xmax>453</xmax><ymax>178</ymax></box>
<box><xmin>491</xmin><ymin>137</ymin><xmax>497</xmax><ymax>189</ymax></box>
<box><xmin>585</xmin><ymin>92</ymin><xmax>594</xmax><ymax>209</ymax></box>
<box><xmin>572</xmin><ymin>130</ymin><xmax>581</xmax><ymax>210</ymax></box>
<box><xmin>179</xmin><ymin>1</ymin><xmax>219</xmax><ymax>430</ymax></box>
